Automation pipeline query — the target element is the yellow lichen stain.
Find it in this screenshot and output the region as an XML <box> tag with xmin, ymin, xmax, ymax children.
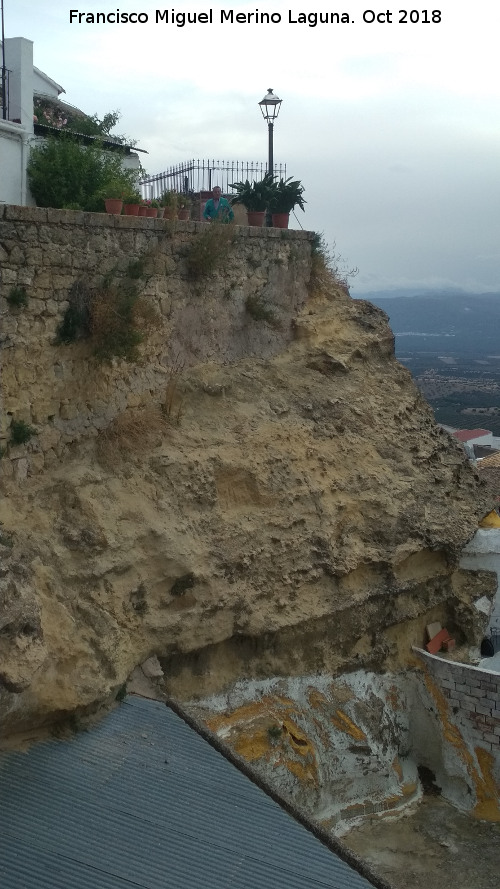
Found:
<box><xmin>205</xmin><ymin>700</ymin><xmax>267</xmax><ymax>734</ymax></box>
<box><xmin>343</xmin><ymin>801</ymin><xmax>367</xmax><ymax>817</ymax></box>
<box><xmin>286</xmin><ymin>758</ymin><xmax>318</xmax><ymax>786</ymax></box>
<box><xmin>205</xmin><ymin>694</ymin><xmax>296</xmax><ymax>735</ymax></box>
<box><xmin>384</xmin><ymin>793</ymin><xmax>404</xmax><ymax>809</ymax></box>
<box><xmin>233</xmin><ymin>728</ymin><xmax>271</xmax><ymax>762</ymax></box>
<box><xmin>281</xmin><ymin>718</ymin><xmax>312</xmax><ymax>756</ymax></box>
<box><xmin>473</xmin><ymin>747</ymin><xmax>500</xmax><ymax>821</ymax></box>
<box><xmin>422</xmin><ymin>670</ymin><xmax>500</xmax><ymax>822</ymax></box>
<box><xmin>331</xmin><ymin>709</ymin><xmax>367</xmax><ymax>741</ymax></box>
<box><xmin>392</xmin><ymin>755</ymin><xmax>403</xmax><ymax>782</ymax></box>
<box><xmin>401</xmin><ymin>781</ymin><xmax>418</xmax><ymax>798</ymax></box>
<box><xmin>307</xmin><ymin>689</ymin><xmax>329</xmax><ymax>710</ymax></box>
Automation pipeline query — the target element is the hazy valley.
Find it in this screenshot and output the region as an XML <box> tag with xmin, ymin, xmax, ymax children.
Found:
<box><xmin>360</xmin><ymin>291</ymin><xmax>500</xmax><ymax>435</ymax></box>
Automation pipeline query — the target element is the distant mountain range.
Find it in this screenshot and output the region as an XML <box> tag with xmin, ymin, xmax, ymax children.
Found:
<box><xmin>354</xmin><ymin>291</ymin><xmax>500</xmax><ymax>356</ymax></box>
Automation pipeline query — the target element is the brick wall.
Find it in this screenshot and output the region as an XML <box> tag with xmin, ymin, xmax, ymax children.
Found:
<box><xmin>416</xmin><ymin>648</ymin><xmax>500</xmax><ymax>754</ymax></box>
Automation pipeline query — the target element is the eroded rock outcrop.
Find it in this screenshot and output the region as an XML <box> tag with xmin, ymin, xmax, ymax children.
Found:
<box><xmin>0</xmin><ymin>275</ymin><xmax>495</xmax><ymax>741</ymax></box>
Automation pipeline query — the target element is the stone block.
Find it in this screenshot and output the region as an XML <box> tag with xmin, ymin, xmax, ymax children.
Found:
<box><xmin>47</xmin><ymin>208</ymin><xmax>84</xmax><ymax>225</ymax></box>
<box><xmin>1</xmin><ymin>268</ymin><xmax>18</xmax><ymax>285</ymax></box>
<box><xmin>5</xmin><ymin>205</ymin><xmax>47</xmax><ymax>223</ymax></box>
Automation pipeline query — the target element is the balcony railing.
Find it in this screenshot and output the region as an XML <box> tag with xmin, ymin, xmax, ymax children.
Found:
<box><xmin>140</xmin><ymin>158</ymin><xmax>287</xmax><ymax>200</ymax></box>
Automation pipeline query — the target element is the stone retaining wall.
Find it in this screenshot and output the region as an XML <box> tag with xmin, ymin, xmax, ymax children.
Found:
<box><xmin>0</xmin><ymin>205</ymin><xmax>314</xmax><ymax>484</ymax></box>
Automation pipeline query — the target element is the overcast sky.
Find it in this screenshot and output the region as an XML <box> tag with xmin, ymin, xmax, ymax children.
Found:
<box><xmin>6</xmin><ymin>0</ymin><xmax>500</xmax><ymax>294</ymax></box>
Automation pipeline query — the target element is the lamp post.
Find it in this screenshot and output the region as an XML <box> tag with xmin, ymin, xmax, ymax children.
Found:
<box><xmin>259</xmin><ymin>88</ymin><xmax>282</xmax><ymax>177</ymax></box>
<box><xmin>258</xmin><ymin>88</ymin><xmax>282</xmax><ymax>225</ymax></box>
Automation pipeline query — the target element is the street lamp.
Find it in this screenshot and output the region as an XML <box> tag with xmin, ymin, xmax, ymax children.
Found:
<box><xmin>258</xmin><ymin>88</ymin><xmax>282</xmax><ymax>178</ymax></box>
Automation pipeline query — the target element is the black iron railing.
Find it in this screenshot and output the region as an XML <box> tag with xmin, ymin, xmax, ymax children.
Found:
<box><xmin>140</xmin><ymin>158</ymin><xmax>287</xmax><ymax>200</ymax></box>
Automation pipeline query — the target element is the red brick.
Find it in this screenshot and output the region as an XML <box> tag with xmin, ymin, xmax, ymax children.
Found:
<box><xmin>426</xmin><ymin>628</ymin><xmax>450</xmax><ymax>654</ymax></box>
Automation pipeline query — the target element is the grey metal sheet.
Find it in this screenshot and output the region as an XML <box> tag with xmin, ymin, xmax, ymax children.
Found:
<box><xmin>0</xmin><ymin>695</ymin><xmax>376</xmax><ymax>889</ymax></box>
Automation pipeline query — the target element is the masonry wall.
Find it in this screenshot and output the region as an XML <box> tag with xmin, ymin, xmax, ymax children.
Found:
<box><xmin>0</xmin><ymin>205</ymin><xmax>314</xmax><ymax>485</ymax></box>
<box><xmin>416</xmin><ymin>649</ymin><xmax>500</xmax><ymax>754</ymax></box>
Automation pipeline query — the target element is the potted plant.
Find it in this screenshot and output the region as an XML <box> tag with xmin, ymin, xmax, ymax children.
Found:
<box><xmin>268</xmin><ymin>176</ymin><xmax>306</xmax><ymax>228</ymax></box>
<box><xmin>140</xmin><ymin>199</ymin><xmax>158</xmax><ymax>218</ymax></box>
<box><xmin>101</xmin><ymin>180</ymin><xmax>125</xmax><ymax>214</ymax></box>
<box><xmin>160</xmin><ymin>190</ymin><xmax>179</xmax><ymax>220</ymax></box>
<box><xmin>123</xmin><ymin>190</ymin><xmax>142</xmax><ymax>216</ymax></box>
<box><xmin>230</xmin><ymin>174</ymin><xmax>274</xmax><ymax>226</ymax></box>
<box><xmin>151</xmin><ymin>199</ymin><xmax>163</xmax><ymax>217</ymax></box>
<box><xmin>177</xmin><ymin>198</ymin><xmax>191</xmax><ymax>221</ymax></box>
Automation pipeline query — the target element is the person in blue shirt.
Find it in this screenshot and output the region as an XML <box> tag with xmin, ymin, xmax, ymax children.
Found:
<box><xmin>203</xmin><ymin>186</ymin><xmax>234</xmax><ymax>223</ymax></box>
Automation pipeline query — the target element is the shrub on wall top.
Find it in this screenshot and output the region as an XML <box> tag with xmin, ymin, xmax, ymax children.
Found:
<box><xmin>27</xmin><ymin>133</ymin><xmax>141</xmax><ymax>212</ymax></box>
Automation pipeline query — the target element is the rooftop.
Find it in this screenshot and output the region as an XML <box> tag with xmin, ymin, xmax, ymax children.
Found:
<box><xmin>0</xmin><ymin>695</ymin><xmax>382</xmax><ymax>889</ymax></box>
<box><xmin>452</xmin><ymin>428</ymin><xmax>491</xmax><ymax>442</ymax></box>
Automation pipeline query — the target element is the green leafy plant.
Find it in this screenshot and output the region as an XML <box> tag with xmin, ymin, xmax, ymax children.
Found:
<box><xmin>160</xmin><ymin>190</ymin><xmax>179</xmax><ymax>210</ymax></box>
<box><xmin>268</xmin><ymin>176</ymin><xmax>306</xmax><ymax>214</ymax></box>
<box><xmin>309</xmin><ymin>233</ymin><xmax>358</xmax><ymax>293</ymax></box>
<box><xmin>99</xmin><ymin>177</ymin><xmax>129</xmax><ymax>200</ymax></box>
<box><xmin>33</xmin><ymin>104</ymin><xmax>129</xmax><ymax>142</ymax></box>
<box><xmin>6</xmin><ymin>286</ymin><xmax>28</xmax><ymax>308</ymax></box>
<box><xmin>177</xmin><ymin>197</ymin><xmax>192</xmax><ymax>219</ymax></box>
<box><xmin>245</xmin><ymin>293</ymin><xmax>280</xmax><ymax>328</ymax></box>
<box><xmin>10</xmin><ymin>419</ymin><xmax>37</xmax><ymax>445</ymax></box>
<box><xmin>229</xmin><ymin>173</ymin><xmax>274</xmax><ymax>211</ymax></box>
<box><xmin>122</xmin><ymin>189</ymin><xmax>142</xmax><ymax>205</ymax></box>
<box><xmin>56</xmin><ymin>262</ymin><xmax>157</xmax><ymax>362</ymax></box>
<box><xmin>27</xmin><ymin>132</ymin><xmax>142</xmax><ymax>212</ymax></box>
<box><xmin>56</xmin><ymin>280</ymin><xmax>92</xmax><ymax>343</ymax></box>
<box><xmin>186</xmin><ymin>221</ymin><xmax>235</xmax><ymax>278</ymax></box>
<box><xmin>90</xmin><ymin>284</ymin><xmax>156</xmax><ymax>363</ymax></box>
<box><xmin>267</xmin><ymin>724</ymin><xmax>283</xmax><ymax>740</ymax></box>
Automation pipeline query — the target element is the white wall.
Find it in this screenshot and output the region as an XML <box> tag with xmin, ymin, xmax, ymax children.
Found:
<box><xmin>460</xmin><ymin>528</ymin><xmax>500</xmax><ymax>633</ymax></box>
<box><xmin>0</xmin><ymin>120</ymin><xmax>30</xmax><ymax>205</ymax></box>
<box><xmin>0</xmin><ymin>38</ymin><xmax>34</xmax><ymax>206</ymax></box>
<box><xmin>4</xmin><ymin>38</ymin><xmax>34</xmax><ymax>129</ymax></box>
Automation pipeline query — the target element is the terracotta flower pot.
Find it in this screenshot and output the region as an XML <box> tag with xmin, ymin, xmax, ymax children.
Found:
<box><xmin>177</xmin><ymin>209</ymin><xmax>190</xmax><ymax>221</ymax></box>
<box><xmin>247</xmin><ymin>211</ymin><xmax>266</xmax><ymax>227</ymax></box>
<box><xmin>146</xmin><ymin>208</ymin><xmax>158</xmax><ymax>217</ymax></box>
<box><xmin>271</xmin><ymin>212</ymin><xmax>289</xmax><ymax>229</ymax></box>
<box><xmin>104</xmin><ymin>198</ymin><xmax>123</xmax><ymax>215</ymax></box>
<box><xmin>123</xmin><ymin>203</ymin><xmax>140</xmax><ymax>216</ymax></box>
<box><xmin>163</xmin><ymin>208</ymin><xmax>176</xmax><ymax>220</ymax></box>
<box><xmin>138</xmin><ymin>205</ymin><xmax>148</xmax><ymax>216</ymax></box>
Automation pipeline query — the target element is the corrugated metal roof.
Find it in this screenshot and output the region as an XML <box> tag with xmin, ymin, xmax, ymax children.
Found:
<box><xmin>0</xmin><ymin>695</ymin><xmax>380</xmax><ymax>889</ymax></box>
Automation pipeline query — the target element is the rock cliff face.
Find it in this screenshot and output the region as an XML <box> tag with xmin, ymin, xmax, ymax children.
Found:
<box><xmin>0</xmin><ymin>278</ymin><xmax>494</xmax><ymax>741</ymax></box>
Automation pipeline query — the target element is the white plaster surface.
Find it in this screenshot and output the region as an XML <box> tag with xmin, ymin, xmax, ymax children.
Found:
<box><xmin>460</xmin><ymin>528</ymin><xmax>500</xmax><ymax>632</ymax></box>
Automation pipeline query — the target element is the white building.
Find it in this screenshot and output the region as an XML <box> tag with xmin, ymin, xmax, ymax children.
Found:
<box><xmin>460</xmin><ymin>528</ymin><xmax>500</xmax><ymax>643</ymax></box>
<box><xmin>1</xmin><ymin>37</ymin><xmax>142</xmax><ymax>208</ymax></box>
<box><xmin>0</xmin><ymin>37</ymin><xmax>37</xmax><ymax>205</ymax></box>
